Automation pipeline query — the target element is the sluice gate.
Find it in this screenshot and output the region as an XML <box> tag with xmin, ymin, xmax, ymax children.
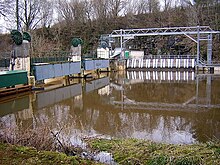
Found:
<box><xmin>126</xmin><ymin>56</ymin><xmax>195</xmax><ymax>69</ymax></box>
<box><xmin>33</xmin><ymin>62</ymin><xmax>81</xmax><ymax>81</ymax></box>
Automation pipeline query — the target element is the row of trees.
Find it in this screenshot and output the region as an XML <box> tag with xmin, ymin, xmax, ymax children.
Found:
<box><xmin>0</xmin><ymin>0</ymin><xmax>219</xmax><ymax>31</ymax></box>
<box><xmin>0</xmin><ymin>0</ymin><xmax>219</xmax><ymax>56</ymax></box>
<box><xmin>0</xmin><ymin>0</ymin><xmax>53</xmax><ymax>31</ymax></box>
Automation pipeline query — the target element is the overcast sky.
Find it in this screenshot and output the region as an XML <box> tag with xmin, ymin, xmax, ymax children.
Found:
<box><xmin>0</xmin><ymin>0</ymin><xmax>194</xmax><ymax>34</ymax></box>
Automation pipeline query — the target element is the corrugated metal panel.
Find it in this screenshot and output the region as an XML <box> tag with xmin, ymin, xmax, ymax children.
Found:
<box><xmin>62</xmin><ymin>63</ymin><xmax>70</xmax><ymax>75</ymax></box>
<box><xmin>33</xmin><ymin>62</ymin><xmax>81</xmax><ymax>81</ymax></box>
<box><xmin>34</xmin><ymin>65</ymin><xmax>43</xmax><ymax>80</ymax></box>
<box><xmin>42</xmin><ymin>64</ymin><xmax>54</xmax><ymax>80</ymax></box>
<box><xmin>84</xmin><ymin>59</ymin><xmax>109</xmax><ymax>70</ymax></box>
<box><xmin>54</xmin><ymin>63</ymin><xmax>63</xmax><ymax>77</ymax></box>
<box><xmin>84</xmin><ymin>60</ymin><xmax>94</xmax><ymax>70</ymax></box>
<box><xmin>101</xmin><ymin>59</ymin><xmax>109</xmax><ymax>68</ymax></box>
<box><xmin>70</xmin><ymin>62</ymin><xmax>81</xmax><ymax>74</ymax></box>
<box><xmin>94</xmin><ymin>60</ymin><xmax>102</xmax><ymax>69</ymax></box>
<box><xmin>34</xmin><ymin>64</ymin><xmax>55</xmax><ymax>81</ymax></box>
<box><xmin>36</xmin><ymin>83</ymin><xmax>82</xmax><ymax>109</ymax></box>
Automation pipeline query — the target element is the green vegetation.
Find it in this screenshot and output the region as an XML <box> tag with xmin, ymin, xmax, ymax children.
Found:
<box><xmin>87</xmin><ymin>138</ymin><xmax>220</xmax><ymax>165</ymax></box>
<box><xmin>0</xmin><ymin>143</ymin><xmax>100</xmax><ymax>165</ymax></box>
<box><xmin>0</xmin><ymin>138</ymin><xmax>220</xmax><ymax>165</ymax></box>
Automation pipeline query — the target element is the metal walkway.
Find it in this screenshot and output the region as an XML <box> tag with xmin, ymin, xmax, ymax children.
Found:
<box><xmin>110</xmin><ymin>26</ymin><xmax>218</xmax><ymax>37</ymax></box>
<box><xmin>109</xmin><ymin>26</ymin><xmax>220</xmax><ymax>68</ymax></box>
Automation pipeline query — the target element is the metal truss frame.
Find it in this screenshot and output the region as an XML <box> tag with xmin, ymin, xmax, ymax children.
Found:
<box><xmin>110</xmin><ymin>26</ymin><xmax>218</xmax><ymax>37</ymax></box>
<box><xmin>109</xmin><ymin>26</ymin><xmax>219</xmax><ymax>66</ymax></box>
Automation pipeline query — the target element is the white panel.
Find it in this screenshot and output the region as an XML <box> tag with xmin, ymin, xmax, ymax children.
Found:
<box><xmin>127</xmin><ymin>59</ymin><xmax>130</xmax><ymax>68</ymax></box>
<box><xmin>171</xmin><ymin>59</ymin><xmax>173</xmax><ymax>68</ymax></box>
<box><xmin>192</xmin><ymin>59</ymin><xmax>195</xmax><ymax>68</ymax></box>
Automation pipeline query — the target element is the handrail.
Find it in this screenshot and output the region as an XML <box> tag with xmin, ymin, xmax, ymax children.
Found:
<box><xmin>142</xmin><ymin>55</ymin><xmax>196</xmax><ymax>59</ymax></box>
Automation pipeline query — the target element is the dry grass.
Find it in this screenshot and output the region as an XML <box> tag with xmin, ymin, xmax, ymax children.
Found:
<box><xmin>0</xmin><ymin>125</ymin><xmax>58</xmax><ymax>151</ymax></box>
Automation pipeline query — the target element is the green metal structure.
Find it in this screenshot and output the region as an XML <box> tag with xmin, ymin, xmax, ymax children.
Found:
<box><xmin>0</xmin><ymin>70</ymin><xmax>28</xmax><ymax>88</ymax></box>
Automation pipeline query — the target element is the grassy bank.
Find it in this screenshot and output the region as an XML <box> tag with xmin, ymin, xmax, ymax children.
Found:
<box><xmin>0</xmin><ymin>124</ymin><xmax>219</xmax><ymax>165</ymax></box>
<box><xmin>0</xmin><ymin>142</ymin><xmax>101</xmax><ymax>165</ymax></box>
<box><xmin>87</xmin><ymin>138</ymin><xmax>220</xmax><ymax>165</ymax></box>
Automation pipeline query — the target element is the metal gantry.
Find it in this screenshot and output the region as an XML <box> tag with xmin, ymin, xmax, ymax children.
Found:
<box><xmin>109</xmin><ymin>26</ymin><xmax>219</xmax><ymax>67</ymax></box>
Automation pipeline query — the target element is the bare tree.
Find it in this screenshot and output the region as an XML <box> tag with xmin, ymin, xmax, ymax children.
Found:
<box><xmin>130</xmin><ymin>0</ymin><xmax>160</xmax><ymax>14</ymax></box>
<box><xmin>162</xmin><ymin>0</ymin><xmax>173</xmax><ymax>11</ymax></box>
<box><xmin>124</xmin><ymin>0</ymin><xmax>136</xmax><ymax>15</ymax></box>
<box><xmin>57</xmin><ymin>0</ymin><xmax>88</xmax><ymax>25</ymax></box>
<box><xmin>2</xmin><ymin>0</ymin><xmax>53</xmax><ymax>31</ymax></box>
<box><xmin>92</xmin><ymin>0</ymin><xmax>109</xmax><ymax>20</ymax></box>
<box><xmin>0</xmin><ymin>0</ymin><xmax>14</xmax><ymax>17</ymax></box>
<box><xmin>136</xmin><ymin>0</ymin><xmax>149</xmax><ymax>14</ymax></box>
<box><xmin>18</xmin><ymin>0</ymin><xmax>53</xmax><ymax>31</ymax></box>
<box><xmin>108</xmin><ymin>0</ymin><xmax>127</xmax><ymax>18</ymax></box>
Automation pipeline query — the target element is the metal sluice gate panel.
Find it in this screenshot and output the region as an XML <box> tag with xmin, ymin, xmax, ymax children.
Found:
<box><xmin>33</xmin><ymin>62</ymin><xmax>81</xmax><ymax>81</ymax></box>
<box><xmin>127</xmin><ymin>58</ymin><xmax>195</xmax><ymax>69</ymax></box>
<box><xmin>84</xmin><ymin>59</ymin><xmax>109</xmax><ymax>70</ymax></box>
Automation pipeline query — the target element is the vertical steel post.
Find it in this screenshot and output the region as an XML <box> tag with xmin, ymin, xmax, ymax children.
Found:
<box><xmin>196</xmin><ymin>26</ymin><xmax>200</xmax><ymax>66</ymax></box>
<box><xmin>207</xmin><ymin>34</ymin><xmax>212</xmax><ymax>65</ymax></box>
<box><xmin>120</xmin><ymin>29</ymin><xmax>123</xmax><ymax>59</ymax></box>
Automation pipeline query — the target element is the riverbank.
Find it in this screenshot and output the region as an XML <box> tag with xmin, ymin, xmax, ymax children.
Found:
<box><xmin>0</xmin><ymin>138</ymin><xmax>219</xmax><ymax>165</ymax></box>
<box><xmin>86</xmin><ymin>138</ymin><xmax>220</xmax><ymax>165</ymax></box>
<box><xmin>0</xmin><ymin>142</ymin><xmax>101</xmax><ymax>165</ymax></box>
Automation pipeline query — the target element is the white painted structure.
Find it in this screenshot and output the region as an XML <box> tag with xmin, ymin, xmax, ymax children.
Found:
<box><xmin>127</xmin><ymin>58</ymin><xmax>195</xmax><ymax>69</ymax></box>
<box><xmin>129</xmin><ymin>50</ymin><xmax>144</xmax><ymax>59</ymax></box>
<box><xmin>97</xmin><ymin>47</ymin><xmax>109</xmax><ymax>59</ymax></box>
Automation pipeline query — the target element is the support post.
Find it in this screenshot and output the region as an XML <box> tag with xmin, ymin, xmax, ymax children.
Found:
<box><xmin>120</xmin><ymin>29</ymin><xmax>123</xmax><ymax>59</ymax></box>
<box><xmin>196</xmin><ymin>26</ymin><xmax>200</xmax><ymax>66</ymax></box>
<box><xmin>207</xmin><ymin>34</ymin><xmax>212</xmax><ymax>66</ymax></box>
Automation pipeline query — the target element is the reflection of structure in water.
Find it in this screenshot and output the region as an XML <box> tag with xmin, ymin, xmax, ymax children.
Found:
<box><xmin>0</xmin><ymin>73</ymin><xmax>219</xmax><ymax>145</ymax></box>
<box><xmin>126</xmin><ymin>71</ymin><xmax>195</xmax><ymax>83</ymax></box>
<box><xmin>112</xmin><ymin>72</ymin><xmax>220</xmax><ymax>111</ymax></box>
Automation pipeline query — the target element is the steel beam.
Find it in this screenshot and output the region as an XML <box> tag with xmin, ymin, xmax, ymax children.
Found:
<box><xmin>110</xmin><ymin>26</ymin><xmax>219</xmax><ymax>38</ymax></box>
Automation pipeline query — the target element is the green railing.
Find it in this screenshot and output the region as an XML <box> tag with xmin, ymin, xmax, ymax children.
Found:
<box><xmin>31</xmin><ymin>51</ymin><xmax>71</xmax><ymax>64</ymax></box>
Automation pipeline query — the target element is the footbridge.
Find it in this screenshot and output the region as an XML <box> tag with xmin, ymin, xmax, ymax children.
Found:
<box><xmin>109</xmin><ymin>26</ymin><xmax>220</xmax><ymax>70</ymax></box>
<box><xmin>126</xmin><ymin>55</ymin><xmax>195</xmax><ymax>69</ymax></box>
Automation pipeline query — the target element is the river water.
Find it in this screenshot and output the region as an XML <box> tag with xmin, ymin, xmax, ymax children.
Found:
<box><xmin>0</xmin><ymin>71</ymin><xmax>220</xmax><ymax>145</ymax></box>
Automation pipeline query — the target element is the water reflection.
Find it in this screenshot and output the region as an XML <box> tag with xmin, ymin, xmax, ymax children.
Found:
<box><xmin>0</xmin><ymin>71</ymin><xmax>220</xmax><ymax>145</ymax></box>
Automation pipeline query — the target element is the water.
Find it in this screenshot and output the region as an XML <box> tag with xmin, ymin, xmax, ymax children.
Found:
<box><xmin>0</xmin><ymin>71</ymin><xmax>220</xmax><ymax>145</ymax></box>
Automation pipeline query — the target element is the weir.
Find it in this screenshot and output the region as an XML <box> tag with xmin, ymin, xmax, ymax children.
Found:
<box><xmin>108</xmin><ymin>26</ymin><xmax>220</xmax><ymax>71</ymax></box>
<box><xmin>126</xmin><ymin>55</ymin><xmax>195</xmax><ymax>69</ymax></box>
